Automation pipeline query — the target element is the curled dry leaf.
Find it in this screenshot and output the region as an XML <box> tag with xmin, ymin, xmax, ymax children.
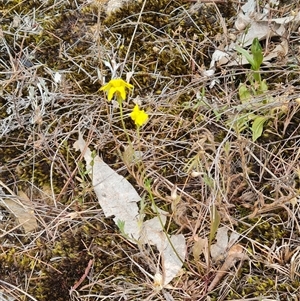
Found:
<box><xmin>208</xmin><ymin>244</ymin><xmax>248</xmax><ymax>292</ymax></box>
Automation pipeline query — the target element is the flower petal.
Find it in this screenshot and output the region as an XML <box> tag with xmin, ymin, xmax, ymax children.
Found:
<box><xmin>119</xmin><ymin>87</ymin><xmax>127</xmax><ymax>100</ymax></box>
<box><xmin>100</xmin><ymin>82</ymin><xmax>111</xmax><ymax>92</ymax></box>
<box><xmin>107</xmin><ymin>87</ymin><xmax>116</xmax><ymax>101</ymax></box>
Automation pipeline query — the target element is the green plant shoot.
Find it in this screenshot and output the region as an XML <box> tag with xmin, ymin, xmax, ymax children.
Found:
<box><xmin>209</xmin><ymin>204</ymin><xmax>220</xmax><ymax>247</ymax></box>
<box><xmin>251</xmin><ymin>115</ymin><xmax>269</xmax><ymax>142</ymax></box>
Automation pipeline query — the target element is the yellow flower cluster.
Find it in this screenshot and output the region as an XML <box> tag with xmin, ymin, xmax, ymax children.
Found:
<box><xmin>100</xmin><ymin>78</ymin><xmax>148</xmax><ymax>127</ymax></box>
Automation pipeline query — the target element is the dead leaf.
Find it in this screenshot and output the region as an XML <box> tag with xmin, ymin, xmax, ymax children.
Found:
<box><xmin>0</xmin><ymin>183</ymin><xmax>38</xmax><ymax>233</ymax></box>
<box><xmin>208</xmin><ymin>244</ymin><xmax>248</xmax><ymax>292</ymax></box>
<box><xmin>192</xmin><ymin>236</ymin><xmax>208</xmax><ymax>262</ymax></box>
<box><xmin>211</xmin><ymin>4</ymin><xmax>300</xmax><ymax>68</ymax></box>
<box><xmin>263</xmin><ymin>39</ymin><xmax>289</xmax><ymax>63</ymax></box>
<box><xmin>140</xmin><ymin>215</ymin><xmax>167</xmax><ymax>246</ymax></box>
<box><xmin>74</xmin><ymin>132</ymin><xmax>186</xmax><ymax>287</ymax></box>
<box><xmin>141</xmin><ymin>215</ymin><xmax>186</xmax><ymax>287</ymax></box>
<box><xmin>210</xmin><ymin>226</ymin><xmax>240</xmax><ymax>262</ymax></box>
<box><xmin>163</xmin><ymin>234</ymin><xmax>186</xmax><ymax>286</ymax></box>
<box><xmin>210</xmin><ymin>227</ymin><xmax>229</xmax><ymax>262</ymax></box>
<box><xmin>73</xmin><ymin>132</ymin><xmax>142</xmax><ymax>241</ymax></box>
<box><xmin>237</xmin><ymin>20</ymin><xmax>286</xmax><ymax>47</ymax></box>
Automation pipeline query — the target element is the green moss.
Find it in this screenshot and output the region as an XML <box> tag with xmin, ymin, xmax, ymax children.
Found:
<box><xmin>0</xmin><ymin>220</ymin><xmax>142</xmax><ymax>301</ymax></box>
<box><xmin>101</xmin><ymin>0</ymin><xmax>236</xmax><ymax>93</ymax></box>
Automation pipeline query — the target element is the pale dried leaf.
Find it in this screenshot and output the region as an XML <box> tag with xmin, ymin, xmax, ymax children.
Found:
<box><xmin>219</xmin><ymin>10</ymin><xmax>299</xmax><ymax>68</ymax></box>
<box><xmin>228</xmin><ymin>231</ymin><xmax>240</xmax><ymax>248</ymax></box>
<box><xmin>210</xmin><ymin>227</ymin><xmax>240</xmax><ymax>262</ymax></box>
<box><xmin>163</xmin><ymin>234</ymin><xmax>186</xmax><ymax>286</ymax></box>
<box><xmin>238</xmin><ymin>20</ymin><xmax>285</xmax><ymax>47</ymax></box>
<box><xmin>235</xmin><ymin>11</ymin><xmax>300</xmax><ymax>47</ymax></box>
<box><xmin>140</xmin><ymin>216</ymin><xmax>167</xmax><ymax>246</ymax></box>
<box><xmin>263</xmin><ymin>40</ymin><xmax>289</xmax><ymax>62</ymax></box>
<box><xmin>192</xmin><ymin>237</ymin><xmax>208</xmax><ymax>262</ymax></box>
<box><xmin>208</xmin><ymin>244</ymin><xmax>247</xmax><ymax>292</ymax></box>
<box><xmin>73</xmin><ymin>132</ymin><xmax>141</xmax><ymax>241</ymax></box>
<box><xmin>210</xmin><ymin>226</ymin><xmax>228</xmax><ymax>261</ymax></box>
<box><xmin>269</xmin><ymin>11</ymin><xmax>300</xmax><ymax>26</ymax></box>
<box><xmin>74</xmin><ymin>132</ymin><xmax>186</xmax><ymax>286</ymax></box>
<box><xmin>141</xmin><ymin>216</ymin><xmax>186</xmax><ymax>287</ymax></box>
<box><xmin>0</xmin><ymin>190</ymin><xmax>37</xmax><ymax>233</ymax></box>
<box><xmin>241</xmin><ymin>0</ymin><xmax>256</xmax><ymax>15</ymax></box>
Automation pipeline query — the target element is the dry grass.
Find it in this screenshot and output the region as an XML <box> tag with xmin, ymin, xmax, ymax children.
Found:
<box><xmin>0</xmin><ymin>0</ymin><xmax>300</xmax><ymax>300</ymax></box>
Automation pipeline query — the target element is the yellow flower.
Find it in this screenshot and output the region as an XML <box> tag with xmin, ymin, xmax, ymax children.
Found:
<box><xmin>130</xmin><ymin>104</ymin><xmax>149</xmax><ymax>127</ymax></box>
<box><xmin>100</xmin><ymin>78</ymin><xmax>134</xmax><ymax>101</ymax></box>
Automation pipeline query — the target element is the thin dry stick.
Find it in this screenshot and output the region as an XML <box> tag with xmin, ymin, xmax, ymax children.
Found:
<box><xmin>0</xmin><ymin>280</ymin><xmax>39</xmax><ymax>301</ymax></box>
<box><xmin>71</xmin><ymin>259</ymin><xmax>94</xmax><ymax>292</ymax></box>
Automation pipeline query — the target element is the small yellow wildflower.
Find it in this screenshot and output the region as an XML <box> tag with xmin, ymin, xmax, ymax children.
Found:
<box><xmin>100</xmin><ymin>78</ymin><xmax>133</xmax><ymax>101</ymax></box>
<box><xmin>130</xmin><ymin>104</ymin><xmax>149</xmax><ymax>127</ymax></box>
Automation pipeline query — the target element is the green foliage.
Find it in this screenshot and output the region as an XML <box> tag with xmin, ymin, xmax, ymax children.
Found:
<box><xmin>209</xmin><ymin>205</ymin><xmax>220</xmax><ymax>248</ymax></box>
<box><xmin>251</xmin><ymin>115</ymin><xmax>270</xmax><ymax>142</ymax></box>
<box><xmin>116</xmin><ymin>219</ymin><xmax>131</xmax><ymax>239</ymax></box>
<box><xmin>233</xmin><ymin>38</ymin><xmax>274</xmax><ymax>141</ymax></box>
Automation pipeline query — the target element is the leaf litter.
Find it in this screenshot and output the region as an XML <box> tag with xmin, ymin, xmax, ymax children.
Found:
<box><xmin>207</xmin><ymin>0</ymin><xmax>299</xmax><ymax>72</ymax></box>
<box><xmin>0</xmin><ymin>180</ymin><xmax>38</xmax><ymax>234</ymax></box>
<box><xmin>73</xmin><ymin>131</ymin><xmax>186</xmax><ymax>288</ymax></box>
<box><xmin>208</xmin><ymin>227</ymin><xmax>248</xmax><ymax>292</ymax></box>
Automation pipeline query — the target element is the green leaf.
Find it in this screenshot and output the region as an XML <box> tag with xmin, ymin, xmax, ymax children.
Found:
<box><xmin>226</xmin><ymin>113</ymin><xmax>249</xmax><ymax>134</ymax></box>
<box><xmin>209</xmin><ymin>205</ymin><xmax>220</xmax><ymax>246</ymax></box>
<box><xmin>236</xmin><ymin>44</ymin><xmax>255</xmax><ymax>67</ymax></box>
<box><xmin>259</xmin><ymin>79</ymin><xmax>268</xmax><ymax>93</ymax></box>
<box><xmin>251</xmin><ymin>38</ymin><xmax>263</xmax><ymax>71</ymax></box>
<box><xmin>239</xmin><ymin>83</ymin><xmax>252</xmax><ymax>103</ymax></box>
<box><xmin>203</xmin><ymin>174</ymin><xmax>214</xmax><ymax>189</ymax></box>
<box><xmin>251</xmin><ymin>115</ymin><xmax>269</xmax><ymax>142</ymax></box>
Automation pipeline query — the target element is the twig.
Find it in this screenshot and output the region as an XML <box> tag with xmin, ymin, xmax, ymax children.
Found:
<box><xmin>70</xmin><ymin>259</ymin><xmax>94</xmax><ymax>292</ymax></box>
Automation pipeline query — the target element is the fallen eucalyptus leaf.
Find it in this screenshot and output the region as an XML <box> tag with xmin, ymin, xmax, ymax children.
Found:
<box><xmin>210</xmin><ymin>227</ymin><xmax>228</xmax><ymax>262</ymax></box>
<box><xmin>163</xmin><ymin>234</ymin><xmax>186</xmax><ymax>286</ymax></box>
<box><xmin>73</xmin><ymin>132</ymin><xmax>142</xmax><ymax>241</ymax></box>
<box><xmin>208</xmin><ymin>244</ymin><xmax>247</xmax><ymax>292</ymax></box>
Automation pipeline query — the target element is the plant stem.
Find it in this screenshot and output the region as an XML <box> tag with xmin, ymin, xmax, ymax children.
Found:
<box><xmin>117</xmin><ymin>97</ymin><xmax>131</xmax><ymax>144</ymax></box>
